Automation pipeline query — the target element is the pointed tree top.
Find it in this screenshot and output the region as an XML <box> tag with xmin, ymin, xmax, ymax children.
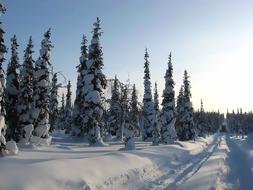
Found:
<box><xmin>169</xmin><ymin>51</ymin><xmax>172</xmax><ymax>61</ymax></box>
<box><xmin>0</xmin><ymin>3</ymin><xmax>6</xmax><ymax>15</ymax></box>
<box><xmin>144</xmin><ymin>48</ymin><xmax>150</xmax><ymax>79</ymax></box>
<box><xmin>10</xmin><ymin>35</ymin><xmax>19</xmax><ymax>59</ymax></box>
<box><xmin>11</xmin><ymin>34</ymin><xmax>18</xmax><ymax>47</ymax></box>
<box><xmin>92</xmin><ymin>17</ymin><xmax>102</xmax><ymax>36</ymax></box>
<box><xmin>96</xmin><ymin>17</ymin><xmax>101</xmax><ymax>23</ymax></box>
<box><xmin>53</xmin><ymin>72</ymin><xmax>57</xmax><ymax>78</ymax></box>
<box><xmin>11</xmin><ymin>34</ymin><xmax>17</xmax><ymax>42</ymax></box>
<box><xmin>200</xmin><ymin>99</ymin><xmax>204</xmax><ymax>112</ymax></box>
<box><xmin>144</xmin><ymin>48</ymin><xmax>150</xmax><ymax>63</ymax></box>
<box><xmin>68</xmin><ymin>80</ymin><xmax>71</xmax><ymax>86</ymax></box>
<box><xmin>144</xmin><ymin>48</ymin><xmax>149</xmax><ymax>59</ymax></box>
<box><xmin>183</xmin><ymin>70</ymin><xmax>190</xmax><ymax>82</ymax></box>
<box><xmin>44</xmin><ymin>28</ymin><xmax>51</xmax><ymax>39</ymax></box>
<box><xmin>168</xmin><ymin>51</ymin><xmax>172</xmax><ymax>65</ymax></box>
<box><xmin>82</xmin><ymin>34</ymin><xmax>87</xmax><ymax>43</ymax></box>
<box><xmin>28</xmin><ymin>36</ymin><xmax>33</xmax><ymax>45</ymax></box>
<box><xmin>179</xmin><ymin>84</ymin><xmax>184</xmax><ymax>94</ymax></box>
<box><xmin>80</xmin><ymin>34</ymin><xmax>88</xmax><ymax>56</ymax></box>
<box><xmin>24</xmin><ymin>36</ymin><xmax>34</xmax><ymax>54</ymax></box>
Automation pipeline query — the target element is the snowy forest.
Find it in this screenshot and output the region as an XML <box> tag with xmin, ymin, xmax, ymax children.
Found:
<box><xmin>1</xmin><ymin>2</ymin><xmax>253</xmax><ymax>190</ymax></box>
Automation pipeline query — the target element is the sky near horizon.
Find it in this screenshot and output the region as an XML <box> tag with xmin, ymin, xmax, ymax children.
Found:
<box><xmin>2</xmin><ymin>0</ymin><xmax>253</xmax><ymax>113</ymax></box>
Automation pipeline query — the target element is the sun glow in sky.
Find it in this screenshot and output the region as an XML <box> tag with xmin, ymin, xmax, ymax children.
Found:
<box><xmin>3</xmin><ymin>0</ymin><xmax>253</xmax><ymax>113</ymax></box>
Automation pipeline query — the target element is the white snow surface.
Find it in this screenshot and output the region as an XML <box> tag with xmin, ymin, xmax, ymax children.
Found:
<box><xmin>0</xmin><ymin>131</ymin><xmax>253</xmax><ymax>190</ymax></box>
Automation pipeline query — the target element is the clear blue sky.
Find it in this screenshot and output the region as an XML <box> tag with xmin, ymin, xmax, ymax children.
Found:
<box><xmin>3</xmin><ymin>0</ymin><xmax>253</xmax><ymax>113</ymax></box>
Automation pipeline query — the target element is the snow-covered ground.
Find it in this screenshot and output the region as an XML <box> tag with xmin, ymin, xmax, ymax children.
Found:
<box><xmin>0</xmin><ymin>131</ymin><xmax>253</xmax><ymax>190</ymax></box>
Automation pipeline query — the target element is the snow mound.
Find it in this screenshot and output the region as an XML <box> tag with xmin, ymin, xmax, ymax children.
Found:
<box><xmin>30</xmin><ymin>135</ymin><xmax>52</xmax><ymax>146</ymax></box>
<box><xmin>5</xmin><ymin>141</ymin><xmax>19</xmax><ymax>155</ymax></box>
<box><xmin>90</xmin><ymin>138</ymin><xmax>108</xmax><ymax>147</ymax></box>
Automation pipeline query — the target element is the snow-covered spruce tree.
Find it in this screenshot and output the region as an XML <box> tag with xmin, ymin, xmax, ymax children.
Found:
<box><xmin>32</xmin><ymin>29</ymin><xmax>53</xmax><ymax>145</ymax></box>
<box><xmin>175</xmin><ymin>85</ymin><xmax>185</xmax><ymax>139</ymax></box>
<box><xmin>72</xmin><ymin>35</ymin><xmax>88</xmax><ymax>136</ymax></box>
<box><xmin>61</xmin><ymin>93</ymin><xmax>65</xmax><ymax>110</ymax></box>
<box><xmin>153</xmin><ymin>83</ymin><xmax>161</xmax><ymax>146</ymax></box>
<box><xmin>195</xmin><ymin>99</ymin><xmax>206</xmax><ymax>137</ymax></box>
<box><xmin>64</xmin><ymin>80</ymin><xmax>72</xmax><ymax>134</ymax></box>
<box><xmin>130</xmin><ymin>84</ymin><xmax>140</xmax><ymax>137</ymax></box>
<box><xmin>108</xmin><ymin>75</ymin><xmax>121</xmax><ymax>138</ymax></box>
<box><xmin>0</xmin><ymin>81</ymin><xmax>6</xmax><ymax>154</ymax></box>
<box><xmin>0</xmin><ymin>3</ymin><xmax>7</xmax><ymax>154</ymax></box>
<box><xmin>121</xmin><ymin>84</ymin><xmax>134</xmax><ymax>149</ymax></box>
<box><xmin>154</xmin><ymin>82</ymin><xmax>159</xmax><ymax>112</ymax></box>
<box><xmin>6</xmin><ymin>35</ymin><xmax>20</xmax><ymax>141</ymax></box>
<box><xmin>17</xmin><ymin>37</ymin><xmax>34</xmax><ymax>144</ymax></box>
<box><xmin>152</xmin><ymin>82</ymin><xmax>161</xmax><ymax>146</ymax></box>
<box><xmin>57</xmin><ymin>93</ymin><xmax>65</xmax><ymax>130</ymax></box>
<box><xmin>142</xmin><ymin>48</ymin><xmax>156</xmax><ymax>141</ymax></box>
<box><xmin>160</xmin><ymin>53</ymin><xmax>177</xmax><ymax>144</ymax></box>
<box><xmin>0</xmin><ymin>4</ymin><xmax>6</xmax><ymax>104</ymax></box>
<box><xmin>177</xmin><ymin>71</ymin><xmax>196</xmax><ymax>141</ymax></box>
<box><xmin>49</xmin><ymin>73</ymin><xmax>59</xmax><ymax>132</ymax></box>
<box><xmin>83</xmin><ymin>17</ymin><xmax>107</xmax><ymax>146</ymax></box>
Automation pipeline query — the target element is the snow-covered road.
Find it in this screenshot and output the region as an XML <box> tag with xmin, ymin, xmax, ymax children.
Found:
<box><xmin>160</xmin><ymin>134</ymin><xmax>253</xmax><ymax>190</ymax></box>
<box><xmin>0</xmin><ymin>132</ymin><xmax>253</xmax><ymax>190</ymax></box>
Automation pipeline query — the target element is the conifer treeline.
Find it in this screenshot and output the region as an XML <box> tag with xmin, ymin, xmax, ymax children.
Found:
<box><xmin>226</xmin><ymin>110</ymin><xmax>253</xmax><ymax>134</ymax></box>
<box><xmin>1</xmin><ymin>3</ymin><xmax>248</xmax><ymax>155</ymax></box>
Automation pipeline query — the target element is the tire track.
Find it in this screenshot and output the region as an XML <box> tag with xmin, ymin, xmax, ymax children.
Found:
<box><xmin>143</xmin><ymin>135</ymin><xmax>222</xmax><ymax>190</ymax></box>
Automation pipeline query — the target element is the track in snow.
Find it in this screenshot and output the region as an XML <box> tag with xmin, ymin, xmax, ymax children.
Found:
<box><xmin>142</xmin><ymin>135</ymin><xmax>222</xmax><ymax>190</ymax></box>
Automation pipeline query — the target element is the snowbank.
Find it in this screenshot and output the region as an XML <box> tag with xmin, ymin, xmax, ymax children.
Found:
<box><xmin>0</xmin><ymin>133</ymin><xmax>226</xmax><ymax>190</ymax></box>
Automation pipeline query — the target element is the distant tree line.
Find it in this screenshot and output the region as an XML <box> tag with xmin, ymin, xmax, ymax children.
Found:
<box><xmin>226</xmin><ymin>110</ymin><xmax>253</xmax><ymax>135</ymax></box>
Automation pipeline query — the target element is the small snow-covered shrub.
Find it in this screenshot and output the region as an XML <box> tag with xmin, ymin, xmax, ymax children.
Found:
<box><xmin>5</xmin><ymin>140</ymin><xmax>18</xmax><ymax>155</ymax></box>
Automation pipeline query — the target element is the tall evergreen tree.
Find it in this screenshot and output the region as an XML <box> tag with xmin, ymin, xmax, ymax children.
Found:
<box><xmin>176</xmin><ymin>71</ymin><xmax>196</xmax><ymax>141</ymax></box>
<box><xmin>130</xmin><ymin>84</ymin><xmax>140</xmax><ymax>136</ymax></box>
<box><xmin>6</xmin><ymin>35</ymin><xmax>20</xmax><ymax>141</ymax></box>
<box><xmin>0</xmin><ymin>80</ymin><xmax>6</xmax><ymax>154</ymax></box>
<box><xmin>17</xmin><ymin>37</ymin><xmax>34</xmax><ymax>143</ymax></box>
<box><xmin>57</xmin><ymin>93</ymin><xmax>65</xmax><ymax>130</ymax></box>
<box><xmin>108</xmin><ymin>75</ymin><xmax>121</xmax><ymax>138</ymax></box>
<box><xmin>121</xmin><ymin>84</ymin><xmax>135</xmax><ymax>149</ymax></box>
<box><xmin>176</xmin><ymin>85</ymin><xmax>185</xmax><ymax>139</ymax></box>
<box><xmin>153</xmin><ymin>82</ymin><xmax>161</xmax><ymax>146</ymax></box>
<box><xmin>0</xmin><ymin>3</ymin><xmax>6</xmax><ymax>96</ymax></box>
<box><xmin>72</xmin><ymin>35</ymin><xmax>88</xmax><ymax>136</ymax></box>
<box><xmin>176</xmin><ymin>85</ymin><xmax>184</xmax><ymax>120</ymax></box>
<box><xmin>142</xmin><ymin>48</ymin><xmax>156</xmax><ymax>141</ymax></box>
<box><xmin>49</xmin><ymin>73</ymin><xmax>59</xmax><ymax>132</ymax></box>
<box><xmin>65</xmin><ymin>80</ymin><xmax>72</xmax><ymax>134</ymax></box>
<box><xmin>154</xmin><ymin>82</ymin><xmax>159</xmax><ymax>112</ymax></box>
<box><xmin>196</xmin><ymin>99</ymin><xmax>206</xmax><ymax>137</ymax></box>
<box><xmin>33</xmin><ymin>29</ymin><xmax>53</xmax><ymax>144</ymax></box>
<box><xmin>61</xmin><ymin>93</ymin><xmax>65</xmax><ymax>110</ymax></box>
<box><xmin>0</xmin><ymin>2</ymin><xmax>7</xmax><ymax>154</ymax></box>
<box><xmin>160</xmin><ymin>53</ymin><xmax>177</xmax><ymax>144</ymax></box>
<box><xmin>83</xmin><ymin>17</ymin><xmax>107</xmax><ymax>145</ymax></box>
